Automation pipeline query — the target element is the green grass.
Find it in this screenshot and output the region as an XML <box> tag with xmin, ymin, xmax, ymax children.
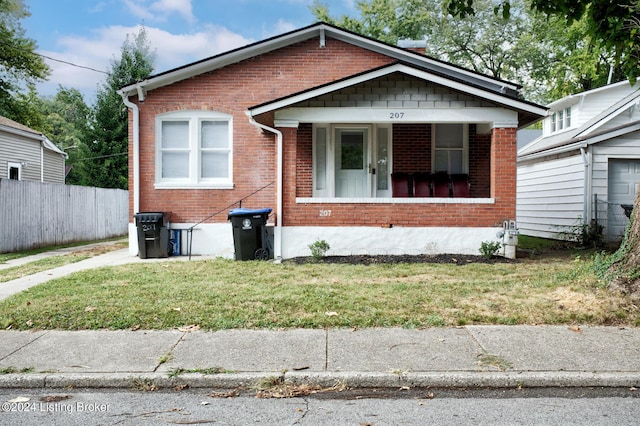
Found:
<box><xmin>0</xmin><ymin>255</ymin><xmax>91</xmax><ymax>283</ymax></box>
<box><xmin>0</xmin><ymin>252</ymin><xmax>636</xmax><ymax>330</ymax></box>
<box><xmin>0</xmin><ymin>240</ymin><xmax>127</xmax><ymax>283</ymax></box>
<box><xmin>0</xmin><ymin>237</ymin><xmax>126</xmax><ymax>264</ymax></box>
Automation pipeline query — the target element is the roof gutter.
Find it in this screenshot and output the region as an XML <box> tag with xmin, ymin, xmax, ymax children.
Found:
<box><xmin>247</xmin><ymin>116</ymin><xmax>283</xmax><ymax>262</ymax></box>
<box><xmin>118</xmin><ymin>87</ymin><xmax>142</xmax><ymax>214</ymax></box>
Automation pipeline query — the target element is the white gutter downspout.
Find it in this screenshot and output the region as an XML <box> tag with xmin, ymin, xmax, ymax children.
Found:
<box><xmin>580</xmin><ymin>146</ymin><xmax>591</xmax><ymax>224</ymax></box>
<box><xmin>248</xmin><ymin>116</ymin><xmax>283</xmax><ymax>261</ymax></box>
<box><xmin>119</xmin><ymin>89</ymin><xmax>142</xmax><ymax>215</ymax></box>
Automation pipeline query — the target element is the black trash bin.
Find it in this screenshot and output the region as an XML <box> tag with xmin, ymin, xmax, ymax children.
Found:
<box><xmin>134</xmin><ymin>212</ymin><xmax>169</xmax><ymax>259</ymax></box>
<box><xmin>227</xmin><ymin>208</ymin><xmax>273</xmax><ymax>260</ymax></box>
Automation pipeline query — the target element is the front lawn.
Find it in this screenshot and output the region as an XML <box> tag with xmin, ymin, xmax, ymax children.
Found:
<box><xmin>1</xmin><ymin>249</ymin><xmax>636</xmax><ymax>330</ymax></box>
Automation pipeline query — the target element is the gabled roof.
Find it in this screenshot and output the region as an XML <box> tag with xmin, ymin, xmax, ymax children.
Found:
<box><xmin>247</xmin><ymin>62</ymin><xmax>546</xmax><ymax>127</ymax></box>
<box><xmin>518</xmin><ymin>81</ymin><xmax>640</xmax><ymax>159</ymax></box>
<box><xmin>119</xmin><ymin>22</ymin><xmax>527</xmax><ymax>102</ymax></box>
<box><xmin>0</xmin><ymin>115</ymin><xmax>67</xmax><ymax>157</ymax></box>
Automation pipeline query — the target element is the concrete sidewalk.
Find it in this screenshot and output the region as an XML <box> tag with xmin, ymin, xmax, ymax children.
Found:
<box><xmin>1</xmin><ymin>242</ymin><xmax>639</xmax><ymax>390</ymax></box>
<box><xmin>0</xmin><ymin>326</ymin><xmax>639</xmax><ymax>390</ymax></box>
<box><xmin>0</xmin><ymin>241</ymin><xmax>206</xmax><ymax>301</ymax></box>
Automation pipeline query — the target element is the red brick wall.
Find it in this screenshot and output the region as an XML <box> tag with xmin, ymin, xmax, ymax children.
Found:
<box><xmin>129</xmin><ymin>35</ymin><xmax>517</xmax><ymax>228</ymax></box>
<box><xmin>131</xmin><ymin>37</ymin><xmax>394</xmax><ymax>223</ymax></box>
<box><xmin>469</xmin><ymin>125</ymin><xmax>491</xmax><ymax>198</ymax></box>
<box><xmin>285</xmin><ymin>125</ymin><xmax>515</xmax><ymax>228</ymax></box>
<box><xmin>490</xmin><ymin>127</ymin><xmax>517</xmax><ymax>219</ymax></box>
<box><xmin>392</xmin><ymin>124</ymin><xmax>431</xmax><ymax>173</ymax></box>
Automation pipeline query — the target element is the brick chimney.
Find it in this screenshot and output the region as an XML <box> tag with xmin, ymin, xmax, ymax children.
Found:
<box><xmin>397</xmin><ymin>39</ymin><xmax>426</xmax><ymax>55</ymax></box>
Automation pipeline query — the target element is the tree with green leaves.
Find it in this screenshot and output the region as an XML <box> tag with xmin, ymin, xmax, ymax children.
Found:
<box><xmin>311</xmin><ymin>0</ymin><xmax>626</xmax><ymax>103</ymax></box>
<box><xmin>0</xmin><ymin>0</ymin><xmax>49</xmax><ymax>122</ymax></box>
<box><xmin>443</xmin><ymin>0</ymin><xmax>639</xmax><ymax>83</ymax></box>
<box><xmin>35</xmin><ymin>87</ymin><xmax>91</xmax><ymax>185</ymax></box>
<box><xmin>443</xmin><ymin>0</ymin><xmax>640</xmax><ymax>299</ymax></box>
<box><xmin>83</xmin><ymin>28</ymin><xmax>155</xmax><ymax>189</ymax></box>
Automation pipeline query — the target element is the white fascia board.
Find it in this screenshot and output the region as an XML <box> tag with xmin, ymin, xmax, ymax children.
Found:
<box><xmin>574</xmin><ymin>96</ymin><xmax>640</xmax><ymax>138</ymax></box>
<box><xmin>0</xmin><ymin>125</ymin><xmax>43</xmax><ymax>142</ymax></box>
<box><xmin>120</xmin><ymin>27</ymin><xmax>322</xmax><ymax>96</ymax></box>
<box><xmin>275</xmin><ymin>107</ymin><xmax>518</xmax><ymax>126</ymax></box>
<box><xmin>547</xmin><ymin>80</ymin><xmax>632</xmax><ymax>109</ymax></box>
<box><xmin>120</xmin><ymin>24</ymin><xmax>520</xmax><ymax>98</ymax></box>
<box><xmin>326</xmin><ymin>30</ymin><xmax>520</xmax><ymax>93</ymax></box>
<box><xmin>517</xmin><ymin>121</ymin><xmax>640</xmax><ymax>162</ymax></box>
<box><xmin>251</xmin><ymin>64</ymin><xmax>545</xmax><ymax>117</ymax></box>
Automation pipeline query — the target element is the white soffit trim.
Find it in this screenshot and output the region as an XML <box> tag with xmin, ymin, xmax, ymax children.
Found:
<box><xmin>250</xmin><ymin>64</ymin><xmax>545</xmax><ymax>117</ymax></box>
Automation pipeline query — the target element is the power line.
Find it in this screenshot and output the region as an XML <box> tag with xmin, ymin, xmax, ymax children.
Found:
<box><xmin>0</xmin><ymin>39</ymin><xmax>110</xmax><ymax>75</ymax></box>
<box><xmin>39</xmin><ymin>52</ymin><xmax>110</xmax><ymax>75</ymax></box>
<box><xmin>69</xmin><ymin>152</ymin><xmax>128</xmax><ymax>162</ymax></box>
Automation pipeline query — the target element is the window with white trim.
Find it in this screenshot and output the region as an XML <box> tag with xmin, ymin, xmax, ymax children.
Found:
<box><xmin>551</xmin><ymin>107</ymin><xmax>571</xmax><ymax>133</ymax></box>
<box><xmin>432</xmin><ymin>123</ymin><xmax>468</xmax><ymax>174</ymax></box>
<box><xmin>155</xmin><ymin>111</ymin><xmax>232</xmax><ymax>188</ymax></box>
<box><xmin>7</xmin><ymin>162</ymin><xmax>21</xmax><ymax>180</ymax></box>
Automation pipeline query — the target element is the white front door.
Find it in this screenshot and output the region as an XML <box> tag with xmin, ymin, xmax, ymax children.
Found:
<box><xmin>335</xmin><ymin>128</ymin><xmax>370</xmax><ymax>197</ymax></box>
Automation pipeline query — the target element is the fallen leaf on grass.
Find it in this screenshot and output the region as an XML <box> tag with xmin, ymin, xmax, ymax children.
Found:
<box><xmin>325</xmin><ymin>311</ymin><xmax>339</xmax><ymax>317</ymax></box>
<box><xmin>84</xmin><ymin>306</ymin><xmax>96</xmax><ymax>313</ymax></box>
<box><xmin>178</xmin><ymin>324</ymin><xmax>200</xmax><ymax>332</ymax></box>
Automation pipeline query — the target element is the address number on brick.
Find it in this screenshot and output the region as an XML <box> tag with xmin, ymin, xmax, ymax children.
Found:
<box><xmin>319</xmin><ymin>209</ymin><xmax>332</xmax><ymax>217</ymax></box>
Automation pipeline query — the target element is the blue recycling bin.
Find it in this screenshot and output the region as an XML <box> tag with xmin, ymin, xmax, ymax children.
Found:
<box><xmin>227</xmin><ymin>208</ymin><xmax>272</xmax><ymax>260</ymax></box>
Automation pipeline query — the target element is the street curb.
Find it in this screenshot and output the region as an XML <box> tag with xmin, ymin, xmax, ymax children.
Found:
<box><xmin>0</xmin><ymin>371</ymin><xmax>638</xmax><ymax>389</ymax></box>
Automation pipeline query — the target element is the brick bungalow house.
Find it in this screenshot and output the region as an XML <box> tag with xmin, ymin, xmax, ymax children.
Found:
<box><xmin>119</xmin><ymin>22</ymin><xmax>546</xmax><ymax>260</ymax></box>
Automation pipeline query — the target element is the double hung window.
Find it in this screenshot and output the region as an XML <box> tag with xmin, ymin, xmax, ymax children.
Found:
<box><xmin>433</xmin><ymin>123</ymin><xmax>468</xmax><ymax>174</ymax></box>
<box><xmin>156</xmin><ymin>111</ymin><xmax>232</xmax><ymax>188</ymax></box>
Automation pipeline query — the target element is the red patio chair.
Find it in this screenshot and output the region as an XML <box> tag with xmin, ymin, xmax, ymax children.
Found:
<box><xmin>413</xmin><ymin>173</ymin><xmax>431</xmax><ymax>197</ymax></box>
<box><xmin>431</xmin><ymin>173</ymin><xmax>451</xmax><ymax>197</ymax></box>
<box><xmin>391</xmin><ymin>173</ymin><xmax>411</xmax><ymax>197</ymax></box>
<box><xmin>451</xmin><ymin>174</ymin><xmax>470</xmax><ymax>197</ymax></box>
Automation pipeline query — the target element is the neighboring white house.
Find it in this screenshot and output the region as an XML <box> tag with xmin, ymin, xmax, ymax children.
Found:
<box><xmin>0</xmin><ymin>116</ymin><xmax>67</xmax><ymax>184</ymax></box>
<box><xmin>517</xmin><ymin>80</ymin><xmax>640</xmax><ymax>243</ymax></box>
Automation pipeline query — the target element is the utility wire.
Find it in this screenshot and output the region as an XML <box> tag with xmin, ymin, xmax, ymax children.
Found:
<box><xmin>68</xmin><ymin>152</ymin><xmax>128</xmax><ymax>162</ymax></box>
<box><xmin>0</xmin><ymin>39</ymin><xmax>110</xmax><ymax>75</ymax></box>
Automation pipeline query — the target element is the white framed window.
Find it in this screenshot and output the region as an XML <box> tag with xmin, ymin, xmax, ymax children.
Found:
<box><xmin>7</xmin><ymin>162</ymin><xmax>21</xmax><ymax>180</ymax></box>
<box><xmin>432</xmin><ymin>123</ymin><xmax>468</xmax><ymax>174</ymax></box>
<box><xmin>155</xmin><ymin>111</ymin><xmax>233</xmax><ymax>188</ymax></box>
<box><xmin>551</xmin><ymin>107</ymin><xmax>572</xmax><ymax>133</ymax></box>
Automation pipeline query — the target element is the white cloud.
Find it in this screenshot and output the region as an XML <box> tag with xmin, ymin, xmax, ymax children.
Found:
<box><xmin>122</xmin><ymin>0</ymin><xmax>195</xmax><ymax>24</ymax></box>
<box><xmin>37</xmin><ymin>24</ymin><xmax>252</xmax><ymax>101</ymax></box>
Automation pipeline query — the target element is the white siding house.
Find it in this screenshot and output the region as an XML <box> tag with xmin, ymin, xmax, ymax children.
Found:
<box><xmin>0</xmin><ymin>116</ymin><xmax>67</xmax><ymax>184</ymax></box>
<box><xmin>517</xmin><ymin>81</ymin><xmax>640</xmax><ymax>242</ymax></box>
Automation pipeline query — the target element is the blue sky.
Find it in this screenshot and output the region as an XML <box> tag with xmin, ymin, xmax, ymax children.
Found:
<box><xmin>23</xmin><ymin>0</ymin><xmax>355</xmax><ymax>100</ymax></box>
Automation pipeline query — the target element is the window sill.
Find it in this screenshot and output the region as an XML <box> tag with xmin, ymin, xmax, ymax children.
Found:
<box><xmin>297</xmin><ymin>197</ymin><xmax>495</xmax><ymax>204</ymax></box>
<box><xmin>154</xmin><ymin>183</ymin><xmax>234</xmax><ymax>190</ymax></box>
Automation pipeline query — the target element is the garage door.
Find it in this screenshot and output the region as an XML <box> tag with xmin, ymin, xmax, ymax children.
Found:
<box><xmin>607</xmin><ymin>159</ymin><xmax>640</xmax><ymax>241</ymax></box>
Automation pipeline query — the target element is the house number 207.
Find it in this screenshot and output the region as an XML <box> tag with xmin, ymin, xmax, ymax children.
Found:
<box><xmin>389</xmin><ymin>112</ymin><xmax>405</xmax><ymax>119</ymax></box>
<box><xmin>319</xmin><ymin>209</ymin><xmax>332</xmax><ymax>217</ymax></box>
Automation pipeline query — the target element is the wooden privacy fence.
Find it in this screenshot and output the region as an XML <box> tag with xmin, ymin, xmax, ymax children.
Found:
<box><xmin>0</xmin><ymin>178</ymin><xmax>128</xmax><ymax>253</ymax></box>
